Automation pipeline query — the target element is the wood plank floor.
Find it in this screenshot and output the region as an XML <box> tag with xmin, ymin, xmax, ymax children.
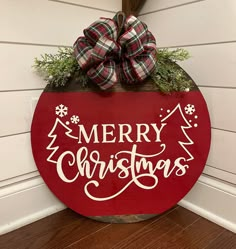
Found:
<box><xmin>0</xmin><ymin>206</ymin><xmax>235</xmax><ymax>249</ymax></box>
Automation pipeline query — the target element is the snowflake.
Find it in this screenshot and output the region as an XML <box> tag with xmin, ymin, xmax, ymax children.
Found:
<box><xmin>185</xmin><ymin>104</ymin><xmax>195</xmax><ymax>115</ymax></box>
<box><xmin>70</xmin><ymin>115</ymin><xmax>80</xmax><ymax>124</ymax></box>
<box><xmin>55</xmin><ymin>104</ymin><xmax>68</xmax><ymax>117</ymax></box>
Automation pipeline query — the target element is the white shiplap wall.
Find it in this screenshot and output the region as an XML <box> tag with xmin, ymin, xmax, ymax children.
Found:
<box><xmin>140</xmin><ymin>0</ymin><xmax>236</xmax><ymax>232</ymax></box>
<box><xmin>0</xmin><ymin>0</ymin><xmax>120</xmax><ymax>235</ymax></box>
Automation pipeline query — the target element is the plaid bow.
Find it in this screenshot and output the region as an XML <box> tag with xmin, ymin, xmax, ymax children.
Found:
<box><xmin>73</xmin><ymin>12</ymin><xmax>157</xmax><ymax>90</ymax></box>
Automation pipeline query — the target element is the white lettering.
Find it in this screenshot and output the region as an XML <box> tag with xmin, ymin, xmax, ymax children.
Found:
<box><xmin>102</xmin><ymin>124</ymin><xmax>116</xmax><ymax>143</ymax></box>
<box><xmin>78</xmin><ymin>124</ymin><xmax>99</xmax><ymax>144</ymax></box>
<box><xmin>55</xmin><ymin>144</ymin><xmax>190</xmax><ymax>202</ymax></box>
<box><xmin>136</xmin><ymin>124</ymin><xmax>151</xmax><ymax>142</ymax></box>
<box><xmin>118</xmin><ymin>124</ymin><xmax>133</xmax><ymax>143</ymax></box>
<box><xmin>150</xmin><ymin>123</ymin><xmax>167</xmax><ymax>142</ymax></box>
<box><xmin>57</xmin><ymin>151</ymin><xmax>78</xmax><ymax>182</ymax></box>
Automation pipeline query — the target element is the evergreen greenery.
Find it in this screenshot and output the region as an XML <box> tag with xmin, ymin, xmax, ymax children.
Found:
<box><xmin>33</xmin><ymin>47</ymin><xmax>87</xmax><ymax>87</ymax></box>
<box><xmin>151</xmin><ymin>48</ymin><xmax>192</xmax><ymax>93</ymax></box>
<box><xmin>33</xmin><ymin>47</ymin><xmax>191</xmax><ymax>92</ymax></box>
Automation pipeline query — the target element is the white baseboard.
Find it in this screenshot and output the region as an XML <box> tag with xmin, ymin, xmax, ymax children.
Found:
<box><xmin>0</xmin><ymin>176</ymin><xmax>65</xmax><ymax>235</ymax></box>
<box><xmin>1</xmin><ymin>174</ymin><xmax>235</xmax><ymax>235</ymax></box>
<box><xmin>179</xmin><ymin>175</ymin><xmax>236</xmax><ymax>233</ymax></box>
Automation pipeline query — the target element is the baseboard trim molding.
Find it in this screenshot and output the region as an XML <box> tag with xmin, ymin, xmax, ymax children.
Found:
<box><xmin>0</xmin><ymin>203</ymin><xmax>65</xmax><ymax>235</ymax></box>
<box><xmin>179</xmin><ymin>175</ymin><xmax>236</xmax><ymax>233</ymax></box>
<box><xmin>0</xmin><ymin>177</ymin><xmax>65</xmax><ymax>235</ymax></box>
<box><xmin>179</xmin><ymin>199</ymin><xmax>236</xmax><ymax>233</ymax></box>
<box><xmin>1</xmin><ymin>174</ymin><xmax>235</xmax><ymax>234</ymax></box>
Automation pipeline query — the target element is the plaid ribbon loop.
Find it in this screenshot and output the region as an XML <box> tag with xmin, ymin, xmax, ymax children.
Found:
<box><xmin>73</xmin><ymin>13</ymin><xmax>157</xmax><ymax>90</ymax></box>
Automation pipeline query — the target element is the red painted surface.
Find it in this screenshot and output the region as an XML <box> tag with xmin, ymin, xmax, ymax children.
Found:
<box><xmin>31</xmin><ymin>90</ymin><xmax>211</xmax><ymax>216</ymax></box>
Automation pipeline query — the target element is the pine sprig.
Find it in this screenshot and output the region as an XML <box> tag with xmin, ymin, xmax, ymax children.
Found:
<box><xmin>151</xmin><ymin>48</ymin><xmax>192</xmax><ymax>93</ymax></box>
<box><xmin>33</xmin><ymin>47</ymin><xmax>88</xmax><ymax>87</ymax></box>
<box><xmin>157</xmin><ymin>48</ymin><xmax>190</xmax><ymax>62</ymax></box>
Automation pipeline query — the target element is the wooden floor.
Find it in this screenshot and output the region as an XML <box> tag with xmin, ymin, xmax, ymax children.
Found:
<box><xmin>0</xmin><ymin>206</ymin><xmax>235</xmax><ymax>249</ymax></box>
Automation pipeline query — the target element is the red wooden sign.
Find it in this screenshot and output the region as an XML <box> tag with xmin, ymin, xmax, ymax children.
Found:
<box><xmin>31</xmin><ymin>89</ymin><xmax>211</xmax><ymax>216</ymax></box>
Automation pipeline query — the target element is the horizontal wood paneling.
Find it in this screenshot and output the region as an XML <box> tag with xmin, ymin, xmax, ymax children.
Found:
<box><xmin>178</xmin><ymin>43</ymin><xmax>236</xmax><ymax>88</ymax></box>
<box><xmin>199</xmin><ymin>87</ymin><xmax>236</xmax><ymax>132</ymax></box>
<box><xmin>139</xmin><ymin>0</ymin><xmax>236</xmax><ymax>47</ymax></box>
<box><xmin>52</xmin><ymin>0</ymin><xmax>121</xmax><ymax>12</ymax></box>
<box><xmin>0</xmin><ymin>44</ymin><xmax>59</xmax><ymax>91</ymax></box>
<box><xmin>203</xmin><ymin>166</ymin><xmax>236</xmax><ymax>185</ymax></box>
<box><xmin>0</xmin><ymin>90</ymin><xmax>42</xmax><ymax>137</ymax></box>
<box><xmin>0</xmin><ymin>0</ymin><xmax>114</xmax><ymax>46</ymax></box>
<box><xmin>207</xmin><ymin>129</ymin><xmax>236</xmax><ymax>175</ymax></box>
<box><xmin>140</xmin><ymin>0</ymin><xmax>204</xmax><ymax>14</ymax></box>
<box><xmin>0</xmin><ymin>133</ymin><xmax>37</xmax><ymax>182</ymax></box>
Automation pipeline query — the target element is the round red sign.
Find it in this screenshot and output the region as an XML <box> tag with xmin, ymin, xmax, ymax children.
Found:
<box><xmin>31</xmin><ymin>83</ymin><xmax>211</xmax><ymax>217</ymax></box>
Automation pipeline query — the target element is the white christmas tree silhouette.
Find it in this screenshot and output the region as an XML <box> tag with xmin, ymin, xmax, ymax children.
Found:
<box><xmin>47</xmin><ymin>118</ymin><xmax>78</xmax><ymax>164</ymax></box>
<box><xmin>161</xmin><ymin>104</ymin><xmax>194</xmax><ymax>161</ymax></box>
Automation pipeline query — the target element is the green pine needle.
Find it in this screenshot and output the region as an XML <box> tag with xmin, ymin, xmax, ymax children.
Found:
<box><xmin>33</xmin><ymin>47</ymin><xmax>88</xmax><ymax>87</ymax></box>
<box><xmin>151</xmin><ymin>48</ymin><xmax>192</xmax><ymax>93</ymax></box>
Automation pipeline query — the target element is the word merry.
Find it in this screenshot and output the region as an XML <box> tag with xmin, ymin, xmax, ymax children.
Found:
<box><xmin>78</xmin><ymin>123</ymin><xmax>166</xmax><ymax>144</ymax></box>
